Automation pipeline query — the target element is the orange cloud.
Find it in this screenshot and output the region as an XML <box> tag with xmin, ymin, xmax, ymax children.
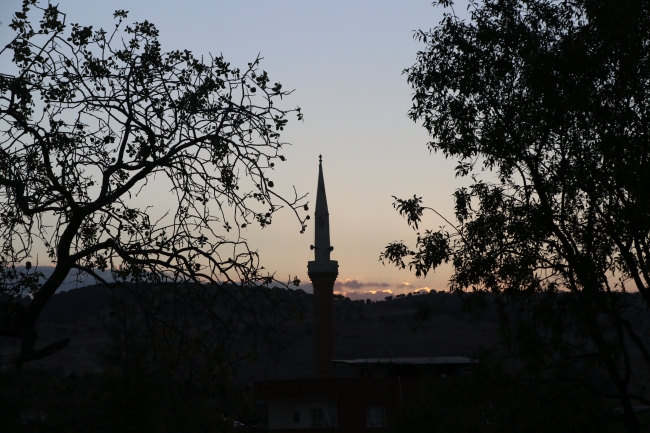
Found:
<box><xmin>361</xmin><ymin>289</ymin><xmax>393</xmax><ymax>295</ymax></box>
<box><xmin>335</xmin><ymin>279</ymin><xmax>391</xmax><ymax>290</ymax></box>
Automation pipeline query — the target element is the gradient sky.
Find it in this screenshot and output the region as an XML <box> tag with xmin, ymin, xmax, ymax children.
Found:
<box><xmin>0</xmin><ymin>0</ymin><xmax>470</xmax><ymax>299</ymax></box>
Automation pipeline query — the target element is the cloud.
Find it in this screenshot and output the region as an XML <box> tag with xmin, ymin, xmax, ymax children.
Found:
<box><xmin>298</xmin><ymin>280</ymin><xmax>442</xmax><ymax>299</ymax></box>
<box><xmin>361</xmin><ymin>289</ymin><xmax>393</xmax><ymax>295</ymax></box>
<box><xmin>334</xmin><ymin>279</ymin><xmax>391</xmax><ymax>290</ymax></box>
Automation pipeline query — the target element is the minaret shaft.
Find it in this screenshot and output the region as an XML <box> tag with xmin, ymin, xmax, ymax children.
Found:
<box><xmin>308</xmin><ymin>156</ymin><xmax>338</xmax><ymax>378</ymax></box>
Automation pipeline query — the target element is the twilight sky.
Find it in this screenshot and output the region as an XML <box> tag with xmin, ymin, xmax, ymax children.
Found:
<box><xmin>0</xmin><ymin>0</ymin><xmax>470</xmax><ymax>299</ymax></box>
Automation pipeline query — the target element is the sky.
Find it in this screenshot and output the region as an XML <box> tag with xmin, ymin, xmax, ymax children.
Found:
<box><xmin>0</xmin><ymin>0</ymin><xmax>470</xmax><ymax>300</ymax></box>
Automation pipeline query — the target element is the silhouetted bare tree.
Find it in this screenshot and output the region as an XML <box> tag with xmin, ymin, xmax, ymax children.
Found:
<box><xmin>0</xmin><ymin>0</ymin><xmax>307</xmax><ymax>370</ymax></box>
<box><xmin>381</xmin><ymin>1</ymin><xmax>650</xmax><ymax>431</ymax></box>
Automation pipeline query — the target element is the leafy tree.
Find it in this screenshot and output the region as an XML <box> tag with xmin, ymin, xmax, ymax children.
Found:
<box><xmin>95</xmin><ymin>283</ymin><xmax>249</xmax><ymax>432</ymax></box>
<box><xmin>381</xmin><ymin>0</ymin><xmax>650</xmax><ymax>431</ymax></box>
<box><xmin>398</xmin><ymin>359</ymin><xmax>618</xmax><ymax>433</ymax></box>
<box><xmin>0</xmin><ymin>0</ymin><xmax>306</xmax><ymax>370</ymax></box>
<box><xmin>0</xmin><ymin>285</ymin><xmax>250</xmax><ymax>432</ymax></box>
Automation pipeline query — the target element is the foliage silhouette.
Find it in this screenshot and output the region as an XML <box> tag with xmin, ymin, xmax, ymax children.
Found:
<box><xmin>397</xmin><ymin>358</ymin><xmax>618</xmax><ymax>433</ymax></box>
<box><xmin>0</xmin><ymin>0</ymin><xmax>306</xmax><ymax>370</ymax></box>
<box><xmin>0</xmin><ymin>286</ymin><xmax>251</xmax><ymax>432</ymax></box>
<box><xmin>381</xmin><ymin>0</ymin><xmax>650</xmax><ymax>431</ymax></box>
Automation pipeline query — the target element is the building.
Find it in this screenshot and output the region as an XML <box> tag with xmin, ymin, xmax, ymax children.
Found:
<box><xmin>256</xmin><ymin>357</ymin><xmax>474</xmax><ymax>431</ymax></box>
<box><xmin>254</xmin><ymin>157</ymin><xmax>474</xmax><ymax>431</ymax></box>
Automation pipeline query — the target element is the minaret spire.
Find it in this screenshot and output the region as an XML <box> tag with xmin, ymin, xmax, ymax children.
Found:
<box><xmin>308</xmin><ymin>156</ymin><xmax>338</xmax><ymax>378</ymax></box>
<box><xmin>313</xmin><ymin>154</ymin><xmax>332</xmax><ymax>262</ymax></box>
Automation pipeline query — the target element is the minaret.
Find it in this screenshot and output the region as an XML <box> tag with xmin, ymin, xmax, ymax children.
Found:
<box><xmin>308</xmin><ymin>155</ymin><xmax>338</xmax><ymax>378</ymax></box>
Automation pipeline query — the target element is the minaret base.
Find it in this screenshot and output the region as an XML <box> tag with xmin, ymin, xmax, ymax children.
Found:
<box><xmin>309</xmin><ymin>260</ymin><xmax>338</xmax><ymax>378</ymax></box>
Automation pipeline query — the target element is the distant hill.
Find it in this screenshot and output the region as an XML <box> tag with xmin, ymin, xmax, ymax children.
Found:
<box><xmin>38</xmin><ymin>285</ymin><xmax>109</xmax><ymax>324</ymax></box>
<box><xmin>6</xmin><ymin>285</ymin><xmax>500</xmax><ymax>381</ymax></box>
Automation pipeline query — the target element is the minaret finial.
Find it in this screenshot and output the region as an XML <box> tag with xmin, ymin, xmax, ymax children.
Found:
<box><xmin>319</xmin><ymin>154</ymin><xmax>322</xmax><ymax>163</ymax></box>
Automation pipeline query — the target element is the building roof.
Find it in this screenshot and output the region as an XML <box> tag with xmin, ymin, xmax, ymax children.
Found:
<box><xmin>332</xmin><ymin>356</ymin><xmax>475</xmax><ymax>365</ymax></box>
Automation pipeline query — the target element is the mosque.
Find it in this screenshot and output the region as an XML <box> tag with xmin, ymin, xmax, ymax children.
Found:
<box><xmin>254</xmin><ymin>158</ymin><xmax>473</xmax><ymax>431</ymax></box>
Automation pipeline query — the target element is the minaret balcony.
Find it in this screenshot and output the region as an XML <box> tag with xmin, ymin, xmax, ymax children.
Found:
<box><xmin>308</xmin><ymin>260</ymin><xmax>339</xmax><ymax>276</ymax></box>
